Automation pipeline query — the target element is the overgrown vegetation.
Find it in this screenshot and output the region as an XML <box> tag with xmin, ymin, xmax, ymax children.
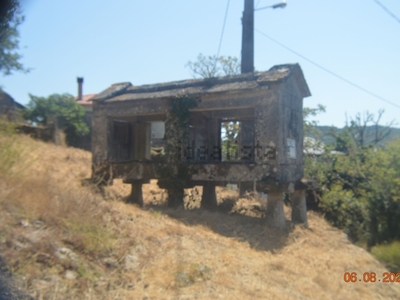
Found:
<box><xmin>0</xmin><ymin>121</ymin><xmax>18</xmax><ymax>176</ymax></box>
<box><xmin>24</xmin><ymin>93</ymin><xmax>89</xmax><ymax>145</ymax></box>
<box><xmin>0</xmin><ymin>0</ymin><xmax>29</xmax><ymax>75</ymax></box>
<box><xmin>304</xmin><ymin>109</ymin><xmax>400</xmax><ymax>250</ymax></box>
<box><xmin>221</xmin><ymin>121</ymin><xmax>240</xmax><ymax>161</ymax></box>
<box><xmin>186</xmin><ymin>53</ymin><xmax>241</xmax><ymax>78</ymax></box>
<box><xmin>155</xmin><ymin>96</ymin><xmax>200</xmax><ymax>206</ymax></box>
<box><xmin>0</xmin><ymin>121</ymin><xmax>29</xmax><ymax>177</ymax></box>
<box><xmin>169</xmin><ymin>95</ymin><xmax>199</xmax><ymax>129</ymax></box>
<box><xmin>371</xmin><ymin>242</ymin><xmax>400</xmax><ymax>272</ymax></box>
<box><xmin>1</xmin><ymin>122</ymin><xmax>400</xmax><ymax>299</ymax></box>
<box><xmin>0</xmin><ymin>125</ymin><xmax>120</xmax><ymax>298</ymax></box>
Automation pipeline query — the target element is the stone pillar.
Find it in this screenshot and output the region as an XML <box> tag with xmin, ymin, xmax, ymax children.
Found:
<box><xmin>201</xmin><ymin>182</ymin><xmax>218</xmax><ymax>211</ymax></box>
<box><xmin>291</xmin><ymin>189</ymin><xmax>308</xmax><ymax>227</ymax></box>
<box><xmin>127</xmin><ymin>182</ymin><xmax>143</xmax><ymax>206</ymax></box>
<box><xmin>239</xmin><ymin>181</ymin><xmax>254</xmax><ymax>197</ymax></box>
<box><xmin>266</xmin><ymin>191</ymin><xmax>286</xmax><ymax>230</ymax></box>
<box><xmin>167</xmin><ymin>187</ymin><xmax>184</xmax><ymax>208</ymax></box>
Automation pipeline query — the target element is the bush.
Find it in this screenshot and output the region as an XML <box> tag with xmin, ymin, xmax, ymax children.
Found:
<box><xmin>319</xmin><ymin>184</ymin><xmax>369</xmax><ymax>242</ymax></box>
<box><xmin>24</xmin><ymin>93</ymin><xmax>89</xmax><ymax>146</ymax></box>
<box><xmin>371</xmin><ymin>241</ymin><xmax>400</xmax><ymax>272</ymax></box>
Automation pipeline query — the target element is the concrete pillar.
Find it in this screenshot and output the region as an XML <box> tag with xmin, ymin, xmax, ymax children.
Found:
<box><xmin>127</xmin><ymin>182</ymin><xmax>143</xmax><ymax>206</ymax></box>
<box><xmin>266</xmin><ymin>191</ymin><xmax>286</xmax><ymax>230</ymax></box>
<box><xmin>201</xmin><ymin>182</ymin><xmax>218</xmax><ymax>211</ymax></box>
<box><xmin>167</xmin><ymin>187</ymin><xmax>184</xmax><ymax>208</ymax></box>
<box><xmin>291</xmin><ymin>189</ymin><xmax>308</xmax><ymax>227</ymax></box>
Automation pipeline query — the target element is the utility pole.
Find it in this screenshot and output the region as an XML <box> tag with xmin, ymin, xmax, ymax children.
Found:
<box><xmin>241</xmin><ymin>1</ymin><xmax>287</xmax><ymax>74</ymax></box>
<box><xmin>241</xmin><ymin>0</ymin><xmax>254</xmax><ymax>74</ymax></box>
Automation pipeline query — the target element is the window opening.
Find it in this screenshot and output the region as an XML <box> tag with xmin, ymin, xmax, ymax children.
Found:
<box><xmin>112</xmin><ymin>120</ymin><xmax>132</xmax><ymax>161</ymax></box>
<box><xmin>183</xmin><ymin>115</ymin><xmax>207</xmax><ymax>162</ymax></box>
<box><xmin>150</xmin><ymin>121</ymin><xmax>165</xmax><ymax>160</ymax></box>
<box><xmin>220</xmin><ymin>120</ymin><xmax>254</xmax><ymax>162</ymax></box>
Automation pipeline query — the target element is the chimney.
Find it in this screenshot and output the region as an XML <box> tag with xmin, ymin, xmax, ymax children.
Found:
<box><xmin>77</xmin><ymin>77</ymin><xmax>84</xmax><ymax>100</ymax></box>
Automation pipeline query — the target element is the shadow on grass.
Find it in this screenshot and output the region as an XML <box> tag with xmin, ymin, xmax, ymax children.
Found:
<box><xmin>143</xmin><ymin>203</ymin><xmax>292</xmax><ymax>253</ymax></box>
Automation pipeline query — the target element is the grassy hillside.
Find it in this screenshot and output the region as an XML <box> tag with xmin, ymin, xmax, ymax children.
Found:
<box><xmin>1</xmin><ymin>130</ymin><xmax>399</xmax><ymax>299</ymax></box>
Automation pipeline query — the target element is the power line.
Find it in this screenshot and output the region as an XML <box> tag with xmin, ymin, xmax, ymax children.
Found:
<box><xmin>255</xmin><ymin>28</ymin><xmax>400</xmax><ymax>110</ymax></box>
<box><xmin>215</xmin><ymin>0</ymin><xmax>231</xmax><ymax>60</ymax></box>
<box><xmin>373</xmin><ymin>0</ymin><xmax>400</xmax><ymax>24</ymax></box>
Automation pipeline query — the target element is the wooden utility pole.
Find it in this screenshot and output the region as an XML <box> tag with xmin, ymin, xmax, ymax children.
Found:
<box><xmin>241</xmin><ymin>0</ymin><xmax>254</xmax><ymax>74</ymax></box>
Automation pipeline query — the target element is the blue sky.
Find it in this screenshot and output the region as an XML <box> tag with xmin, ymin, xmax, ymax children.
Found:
<box><xmin>2</xmin><ymin>0</ymin><xmax>399</xmax><ymax>128</ymax></box>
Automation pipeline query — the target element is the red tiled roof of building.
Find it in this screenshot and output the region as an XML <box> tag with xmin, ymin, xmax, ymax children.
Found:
<box><xmin>75</xmin><ymin>93</ymin><xmax>96</xmax><ymax>106</ymax></box>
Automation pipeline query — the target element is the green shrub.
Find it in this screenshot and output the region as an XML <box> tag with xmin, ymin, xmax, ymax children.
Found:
<box><xmin>371</xmin><ymin>241</ymin><xmax>400</xmax><ymax>272</ymax></box>
<box><xmin>319</xmin><ymin>184</ymin><xmax>369</xmax><ymax>242</ymax></box>
<box><xmin>63</xmin><ymin>219</ymin><xmax>116</xmax><ymax>257</ymax></box>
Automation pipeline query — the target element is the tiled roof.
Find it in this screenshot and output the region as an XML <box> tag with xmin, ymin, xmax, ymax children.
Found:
<box><xmin>92</xmin><ymin>64</ymin><xmax>311</xmax><ymax>103</ymax></box>
<box><xmin>75</xmin><ymin>93</ymin><xmax>96</xmax><ymax>106</ymax></box>
<box><xmin>0</xmin><ymin>90</ymin><xmax>25</xmax><ymax>109</ymax></box>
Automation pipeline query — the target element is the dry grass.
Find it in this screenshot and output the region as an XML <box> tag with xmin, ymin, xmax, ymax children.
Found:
<box><xmin>0</xmin><ymin>132</ymin><xmax>399</xmax><ymax>299</ymax></box>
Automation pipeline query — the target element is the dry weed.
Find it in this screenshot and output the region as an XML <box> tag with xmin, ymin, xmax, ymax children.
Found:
<box><xmin>0</xmin><ymin>133</ymin><xmax>399</xmax><ymax>299</ymax></box>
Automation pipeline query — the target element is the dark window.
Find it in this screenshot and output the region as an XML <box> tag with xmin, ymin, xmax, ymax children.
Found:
<box><xmin>112</xmin><ymin>120</ymin><xmax>131</xmax><ymax>161</ymax></box>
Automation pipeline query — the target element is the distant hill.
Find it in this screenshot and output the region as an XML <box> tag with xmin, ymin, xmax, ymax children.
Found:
<box><xmin>313</xmin><ymin>125</ymin><xmax>400</xmax><ymax>146</ymax></box>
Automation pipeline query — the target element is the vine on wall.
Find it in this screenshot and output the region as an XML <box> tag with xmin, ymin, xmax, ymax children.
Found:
<box><xmin>156</xmin><ymin>95</ymin><xmax>200</xmax><ymax>193</ymax></box>
<box><xmin>170</xmin><ymin>95</ymin><xmax>200</xmax><ymax>129</ymax></box>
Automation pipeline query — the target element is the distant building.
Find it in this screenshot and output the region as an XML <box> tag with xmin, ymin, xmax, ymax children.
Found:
<box><xmin>304</xmin><ymin>136</ymin><xmax>345</xmax><ymax>156</ymax></box>
<box><xmin>304</xmin><ymin>137</ymin><xmax>325</xmax><ymax>156</ymax></box>
<box><xmin>0</xmin><ymin>90</ymin><xmax>24</xmax><ymax>122</ymax></box>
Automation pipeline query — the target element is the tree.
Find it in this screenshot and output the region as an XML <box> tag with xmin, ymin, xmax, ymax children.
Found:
<box><xmin>362</xmin><ymin>138</ymin><xmax>400</xmax><ymax>246</ymax></box>
<box><xmin>346</xmin><ymin>110</ymin><xmax>395</xmax><ymax>149</ymax></box>
<box><xmin>0</xmin><ymin>0</ymin><xmax>27</xmax><ymax>75</ymax></box>
<box><xmin>186</xmin><ymin>54</ymin><xmax>240</xmax><ymax>78</ymax></box>
<box><xmin>303</xmin><ymin>104</ymin><xmax>326</xmax><ymax>138</ymax></box>
<box><xmin>221</xmin><ymin>121</ymin><xmax>240</xmax><ymax>161</ymax></box>
<box><xmin>305</xmin><ymin>109</ymin><xmax>400</xmax><ymax>245</ymax></box>
<box><xmin>24</xmin><ymin>93</ymin><xmax>89</xmax><ymax>144</ymax></box>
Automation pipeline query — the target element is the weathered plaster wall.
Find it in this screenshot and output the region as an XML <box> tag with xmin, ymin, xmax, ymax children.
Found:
<box><xmin>277</xmin><ymin>75</ymin><xmax>304</xmax><ymax>183</ymax></box>
<box><xmin>253</xmin><ymin>84</ymin><xmax>280</xmax><ymax>169</ymax></box>
<box><xmin>91</xmin><ymin>102</ymin><xmax>110</xmax><ymax>169</ymax></box>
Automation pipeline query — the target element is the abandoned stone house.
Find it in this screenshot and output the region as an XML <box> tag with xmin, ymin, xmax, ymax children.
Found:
<box><xmin>91</xmin><ymin>63</ymin><xmax>311</xmax><ymax>229</ymax></box>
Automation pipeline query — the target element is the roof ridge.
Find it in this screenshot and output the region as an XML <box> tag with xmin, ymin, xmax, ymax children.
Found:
<box><xmin>91</xmin><ymin>63</ymin><xmax>309</xmax><ymax>103</ymax></box>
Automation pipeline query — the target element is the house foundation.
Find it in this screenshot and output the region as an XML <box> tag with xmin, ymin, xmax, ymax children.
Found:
<box><xmin>127</xmin><ymin>182</ymin><xmax>143</xmax><ymax>206</ymax></box>
<box><xmin>265</xmin><ymin>191</ymin><xmax>286</xmax><ymax>230</ymax></box>
<box><xmin>201</xmin><ymin>182</ymin><xmax>218</xmax><ymax>211</ymax></box>
<box><xmin>291</xmin><ymin>189</ymin><xmax>308</xmax><ymax>227</ymax></box>
<box><xmin>239</xmin><ymin>181</ymin><xmax>254</xmax><ymax>197</ymax></box>
<box><xmin>167</xmin><ymin>187</ymin><xmax>184</xmax><ymax>208</ymax></box>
